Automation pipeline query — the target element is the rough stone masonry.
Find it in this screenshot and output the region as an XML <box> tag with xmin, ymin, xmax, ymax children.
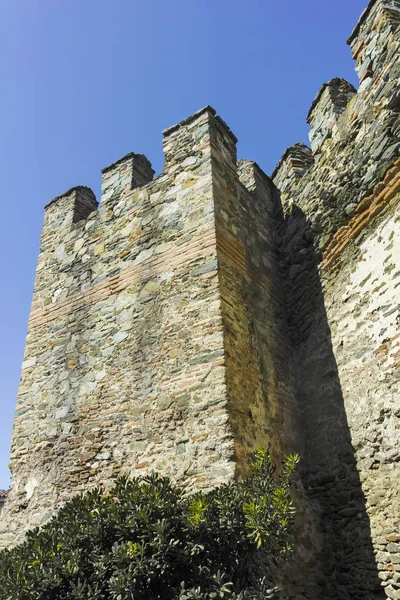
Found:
<box><xmin>0</xmin><ymin>0</ymin><xmax>399</xmax><ymax>598</ymax></box>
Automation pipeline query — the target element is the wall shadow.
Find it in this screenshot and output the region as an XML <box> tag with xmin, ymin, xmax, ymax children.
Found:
<box><xmin>281</xmin><ymin>205</ymin><xmax>385</xmax><ymax>600</ymax></box>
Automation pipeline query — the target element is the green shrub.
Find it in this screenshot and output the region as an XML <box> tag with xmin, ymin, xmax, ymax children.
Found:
<box><xmin>0</xmin><ymin>449</ymin><xmax>299</xmax><ymax>600</ymax></box>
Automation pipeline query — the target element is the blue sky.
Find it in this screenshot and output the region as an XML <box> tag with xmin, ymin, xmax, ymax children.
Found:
<box><xmin>0</xmin><ymin>0</ymin><xmax>366</xmax><ymax>489</ymax></box>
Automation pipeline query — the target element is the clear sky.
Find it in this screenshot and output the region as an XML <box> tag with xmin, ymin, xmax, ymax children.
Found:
<box><xmin>0</xmin><ymin>0</ymin><xmax>366</xmax><ymax>489</ymax></box>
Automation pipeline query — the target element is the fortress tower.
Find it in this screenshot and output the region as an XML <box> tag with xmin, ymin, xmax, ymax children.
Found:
<box><xmin>1</xmin><ymin>1</ymin><xmax>400</xmax><ymax>599</ymax></box>
<box><xmin>0</xmin><ymin>107</ymin><xmax>297</xmax><ymax>543</ymax></box>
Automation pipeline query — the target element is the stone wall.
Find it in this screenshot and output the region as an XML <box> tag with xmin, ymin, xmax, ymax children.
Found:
<box><xmin>1</xmin><ymin>1</ymin><xmax>399</xmax><ymax>598</ymax></box>
<box><xmin>306</xmin><ymin>79</ymin><xmax>356</xmax><ymax>153</ymax></box>
<box><xmin>0</xmin><ymin>108</ymin><xmax>228</xmax><ymax>546</ymax></box>
<box><xmin>222</xmin><ymin>160</ymin><xmax>297</xmax><ymax>472</ymax></box>
<box><xmin>273</xmin><ymin>1</ymin><xmax>400</xmax><ymax>598</ymax></box>
<box><xmin>0</xmin><ymin>107</ymin><xmax>298</xmax><ymax>551</ymax></box>
<box><xmin>274</xmin><ymin>0</ymin><xmax>400</xmax><ymax>253</ymax></box>
<box><xmin>321</xmin><ymin>168</ymin><xmax>399</xmax><ymax>600</ymax></box>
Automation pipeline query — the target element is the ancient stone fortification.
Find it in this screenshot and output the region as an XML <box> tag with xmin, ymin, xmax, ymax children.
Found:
<box><xmin>1</xmin><ymin>0</ymin><xmax>399</xmax><ymax>598</ymax></box>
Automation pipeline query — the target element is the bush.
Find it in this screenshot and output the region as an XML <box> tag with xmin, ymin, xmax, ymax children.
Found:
<box><xmin>0</xmin><ymin>449</ymin><xmax>299</xmax><ymax>600</ymax></box>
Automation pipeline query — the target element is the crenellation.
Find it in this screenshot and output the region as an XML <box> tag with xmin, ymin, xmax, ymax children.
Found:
<box><xmin>43</xmin><ymin>185</ymin><xmax>97</xmax><ymax>224</ymax></box>
<box><xmin>72</xmin><ymin>188</ymin><xmax>99</xmax><ymax>223</ymax></box>
<box><xmin>2</xmin><ymin>105</ymin><xmax>299</xmax><ymax>554</ymax></box>
<box><xmin>348</xmin><ymin>0</ymin><xmax>400</xmax><ymax>97</ymax></box>
<box><xmin>347</xmin><ymin>0</ymin><xmax>400</xmax><ymax>59</ymax></box>
<box><xmin>1</xmin><ymin>2</ymin><xmax>399</xmax><ymax>599</ymax></box>
<box><xmin>44</xmin><ymin>185</ymin><xmax>97</xmax><ymax>211</ymax></box>
<box><xmin>210</xmin><ymin>115</ymin><xmax>238</xmax><ymax>171</ymax></box>
<box><xmin>272</xmin><ymin>0</ymin><xmax>400</xmax><ymax>253</ymax></box>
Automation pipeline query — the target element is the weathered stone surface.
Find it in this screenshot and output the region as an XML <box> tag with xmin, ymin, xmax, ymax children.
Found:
<box><xmin>0</xmin><ymin>2</ymin><xmax>399</xmax><ymax>600</ymax></box>
<box><xmin>272</xmin><ymin>1</ymin><xmax>400</xmax><ymax>598</ymax></box>
<box><xmin>307</xmin><ymin>78</ymin><xmax>356</xmax><ymax>152</ymax></box>
<box><xmin>271</xmin><ymin>143</ymin><xmax>314</xmax><ymax>206</ymax></box>
<box><xmin>273</xmin><ymin>0</ymin><xmax>400</xmax><ymax>254</ymax></box>
<box><xmin>0</xmin><ymin>107</ymin><xmax>297</xmax><ymax>556</ymax></box>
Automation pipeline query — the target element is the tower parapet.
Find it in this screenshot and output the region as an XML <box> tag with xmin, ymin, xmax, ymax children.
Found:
<box><xmin>272</xmin><ymin>0</ymin><xmax>400</xmax><ymax>251</ymax></box>
<box><xmin>0</xmin><ymin>106</ymin><xmax>296</xmax><ymax>558</ymax></box>
<box><xmin>31</xmin><ymin>187</ymin><xmax>98</xmax><ymax>313</ymax></box>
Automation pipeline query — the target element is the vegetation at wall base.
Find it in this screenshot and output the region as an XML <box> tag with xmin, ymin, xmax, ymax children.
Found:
<box><xmin>0</xmin><ymin>449</ymin><xmax>299</xmax><ymax>600</ymax></box>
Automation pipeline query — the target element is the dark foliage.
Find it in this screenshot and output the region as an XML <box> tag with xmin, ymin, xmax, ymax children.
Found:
<box><xmin>0</xmin><ymin>449</ymin><xmax>299</xmax><ymax>600</ymax></box>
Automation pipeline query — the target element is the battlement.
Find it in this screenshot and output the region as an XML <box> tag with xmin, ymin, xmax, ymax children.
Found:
<box><xmin>348</xmin><ymin>0</ymin><xmax>400</xmax><ymax>46</ymax></box>
<box><xmin>1</xmin><ymin>2</ymin><xmax>399</xmax><ymax>599</ymax></box>
<box><xmin>41</xmin><ymin>106</ymin><xmax>239</xmax><ymax>228</ymax></box>
<box><xmin>272</xmin><ymin>0</ymin><xmax>400</xmax><ymax>250</ymax></box>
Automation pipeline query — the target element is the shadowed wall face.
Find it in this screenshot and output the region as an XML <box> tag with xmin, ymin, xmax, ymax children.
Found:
<box><xmin>273</xmin><ymin>1</ymin><xmax>400</xmax><ymax>598</ymax></box>
<box><xmin>322</xmin><ymin>189</ymin><xmax>400</xmax><ymax>598</ymax></box>
<box><xmin>282</xmin><ymin>191</ymin><xmax>400</xmax><ymax>599</ymax></box>
<box><xmin>217</xmin><ymin>158</ymin><xmax>298</xmax><ymax>474</ymax></box>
